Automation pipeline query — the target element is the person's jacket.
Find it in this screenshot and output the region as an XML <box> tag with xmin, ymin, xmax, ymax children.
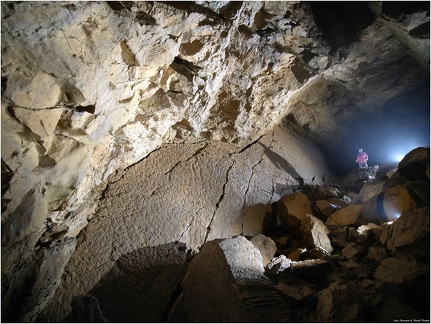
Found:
<box><xmin>356</xmin><ymin>152</ymin><xmax>368</xmax><ymax>164</ymax></box>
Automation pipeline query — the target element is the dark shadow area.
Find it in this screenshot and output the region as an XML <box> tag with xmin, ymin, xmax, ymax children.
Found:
<box><xmin>78</xmin><ymin>242</ymin><xmax>190</xmax><ymax>323</ymax></box>
<box><xmin>382</xmin><ymin>2</ymin><xmax>431</xmax><ymax>23</ymax></box>
<box><xmin>259</xmin><ymin>143</ymin><xmax>305</xmax><ymax>186</ymax></box>
<box><xmin>308</xmin><ymin>1</ymin><xmax>375</xmax><ymax>54</ymax></box>
<box><xmin>75</xmin><ymin>104</ymin><xmax>96</xmax><ymax>114</ymax></box>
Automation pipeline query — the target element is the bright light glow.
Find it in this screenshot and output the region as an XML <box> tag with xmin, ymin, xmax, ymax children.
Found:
<box><xmin>385</xmin><ymin>205</ymin><xmax>403</xmax><ymax>220</ymax></box>
<box><xmin>394</xmin><ymin>154</ymin><xmax>406</xmax><ymax>162</ymax></box>
<box><xmin>389</xmin><ymin>143</ymin><xmax>422</xmax><ymax>164</ymax></box>
<box><xmin>390</xmin><ymin>212</ymin><xmax>401</xmax><ymax>219</ymax></box>
<box><xmin>338</xmin><ymin>83</ymin><xmax>430</xmax><ymax>175</ymax></box>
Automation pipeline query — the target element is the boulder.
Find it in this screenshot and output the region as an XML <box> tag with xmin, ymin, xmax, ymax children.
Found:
<box><xmin>354</xmin><ymin>180</ymin><xmax>385</xmax><ymax>204</ymax></box>
<box><xmin>243</xmin><ymin>203</ymin><xmax>272</xmax><ymax>237</ymax></box>
<box><xmin>374</xmin><ymin>257</ymin><xmax>429</xmax><ymax>288</ymax></box>
<box><xmin>405</xmin><ymin>180</ymin><xmax>430</xmax><ymax>207</ymax></box>
<box><xmin>358</xmin><ymin>165</ymin><xmax>379</xmax><ymax>180</ymax></box>
<box><xmin>326</xmin><ymin>204</ymin><xmax>362</xmax><ymax>227</ymax></box>
<box><xmin>348</xmin><ymin>227</ymin><xmax>359</xmax><ymax>242</ymax></box>
<box><xmin>290</xmin><ymin>259</ymin><xmax>331</xmax><ymax>280</ymax></box>
<box><xmin>86</xmin><ymin>242</ymin><xmax>189</xmax><ymax>323</ymax></box>
<box><xmin>308</xmin><ymin>247</ymin><xmax>332</xmax><ymax>260</ymax></box>
<box><xmin>328</xmin><ymin>227</ymin><xmax>349</xmax><ymax>248</ymax></box>
<box><xmin>357</xmin><ymin>223</ymin><xmax>380</xmax><ymax>247</ymax></box>
<box><xmin>274</xmin><ymin>281</ymin><xmax>315</xmax><ymax>302</ymax></box>
<box><xmin>383</xmin><ymin>185</ymin><xmax>417</xmax><ymax>221</ymax></box>
<box><xmin>287</xmin><ymin>248</ymin><xmax>308</xmax><ymax>261</ymax></box>
<box><xmin>384</xmin><ymin>207</ymin><xmax>430</xmax><ymax>252</ymax></box>
<box><xmin>316</xmin><ymin>281</ymin><xmax>365</xmax><ymax>322</ymax></box>
<box><xmin>359</xmin><ymin>183</ymin><xmax>420</xmax><ymax>225</ymax></box>
<box><xmin>300</xmin><ymin>214</ymin><xmax>333</xmax><ymax>254</ymax></box>
<box><xmin>327</xmin><ymin>197</ymin><xmax>349</xmax><ymax>208</ymax></box>
<box><xmin>337</xmin><ymin>259</ymin><xmax>372</xmax><ymax>279</ymax></box>
<box><xmin>374</xmin><ymin>257</ymin><xmax>430</xmax><ymax>314</ymax></box>
<box><xmin>379</xmin><ymin>221</ymin><xmax>392</xmax><ymax>246</ymax></box>
<box><xmin>181</xmin><ymin>236</ymin><xmax>290</xmax><ymax>322</ymax></box>
<box><xmin>359</xmin><ymin>194</ymin><xmax>384</xmax><ymax>224</ymax></box>
<box><xmin>65</xmin><ymin>295</ymin><xmax>109</xmax><ymax>323</ymax></box>
<box><xmin>277</xmin><ymin>192</ymin><xmax>312</xmax><ymax>230</ymax></box>
<box><xmin>261</xmin><ymin>203</ymin><xmax>282</xmax><ymax>234</ymax></box>
<box><xmin>396</xmin><ymin>147</ymin><xmax>430</xmax><ymax>181</ymax></box>
<box><xmin>342</xmin><ymin>242</ymin><xmax>365</xmax><ymax>260</ymax></box>
<box><xmin>368</xmin><ymin>246</ymin><xmax>387</xmax><ymax>263</ymax></box>
<box><xmin>315</xmin><ymin>199</ymin><xmax>340</xmax><ymax>218</ymax></box>
<box><xmin>266</xmin><ymin>255</ymin><xmax>292</xmax><ymax>275</ymax></box>
<box><xmin>313</xmin><ymin>185</ymin><xmax>340</xmax><ymax>200</ymax></box>
<box><xmin>250</xmin><ymin>234</ymin><xmax>277</xmax><ymax>267</ymax></box>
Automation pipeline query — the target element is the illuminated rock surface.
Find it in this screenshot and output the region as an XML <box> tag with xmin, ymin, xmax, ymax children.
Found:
<box><xmin>1</xmin><ymin>1</ymin><xmax>429</xmax><ymax>322</ymax></box>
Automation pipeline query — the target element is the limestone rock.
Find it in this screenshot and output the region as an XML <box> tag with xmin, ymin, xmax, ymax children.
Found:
<box><xmin>277</xmin><ymin>192</ymin><xmax>312</xmax><ymax>230</ymax></box>
<box><xmin>308</xmin><ymin>247</ymin><xmax>332</xmax><ymax>260</ymax></box>
<box><xmin>368</xmin><ymin>246</ymin><xmax>388</xmax><ymax>263</ymax></box>
<box><xmin>316</xmin><ymin>281</ymin><xmax>364</xmax><ymax>322</ymax></box>
<box><xmin>383</xmin><ymin>185</ymin><xmax>418</xmax><ymax>221</ymax></box>
<box><xmin>338</xmin><ymin>259</ymin><xmax>371</xmax><ymax>279</ymax></box>
<box><xmin>65</xmin><ymin>295</ymin><xmax>108</xmax><ymax>323</ymax></box>
<box><xmin>266</xmin><ymin>255</ymin><xmax>292</xmax><ymax>276</ymax></box>
<box><xmin>181</xmin><ymin>236</ymin><xmax>290</xmax><ymax>322</ymax></box>
<box><xmin>327</xmin><ymin>197</ymin><xmax>349</xmax><ymax>208</ymax></box>
<box><xmin>359</xmin><ymin>194</ymin><xmax>384</xmax><ymax>224</ymax></box>
<box><xmin>328</xmin><ymin>227</ymin><xmax>349</xmax><ymax>248</ymax></box>
<box><xmin>17</xmin><ymin>239</ymin><xmax>76</xmax><ymax>322</ymax></box>
<box><xmin>374</xmin><ymin>257</ymin><xmax>430</xmax><ymax>315</ymax></box>
<box><xmin>357</xmin><ymin>223</ymin><xmax>380</xmax><ymax>247</ymax></box>
<box><xmin>300</xmin><ymin>214</ymin><xmax>333</xmax><ymax>254</ymax></box>
<box><xmin>90</xmin><ymin>261</ymin><xmax>188</xmax><ymax>323</ymax></box>
<box><xmin>379</xmin><ymin>221</ymin><xmax>392</xmax><ymax>246</ymax></box>
<box><xmin>250</xmin><ymin>234</ymin><xmax>277</xmax><ymax>267</ymax></box>
<box><xmin>243</xmin><ymin>203</ymin><xmax>272</xmax><ymax>237</ymax></box>
<box><xmin>396</xmin><ymin>147</ymin><xmax>430</xmax><ymax>181</ymax></box>
<box><xmin>404</xmin><ymin>180</ymin><xmax>430</xmax><ymax>207</ymax></box>
<box><xmin>11</xmin><ymin>72</ymin><xmax>68</xmax><ymax>109</ymax></box>
<box><xmin>358</xmin><ymin>165</ymin><xmax>379</xmax><ymax>180</ymax></box>
<box><xmin>342</xmin><ymin>242</ymin><xmax>364</xmax><ymax>260</ymax></box>
<box><xmin>313</xmin><ymin>185</ymin><xmax>340</xmax><ymax>200</ymax></box>
<box><xmin>315</xmin><ymin>199</ymin><xmax>340</xmax><ymax>218</ymax></box>
<box><xmin>348</xmin><ymin>227</ymin><xmax>359</xmax><ymax>242</ymax></box>
<box><xmin>326</xmin><ymin>204</ymin><xmax>362</xmax><ymax>227</ymax></box>
<box><xmin>286</xmin><ymin>248</ymin><xmax>307</xmax><ymax>261</ymax></box>
<box><xmin>374</xmin><ymin>257</ymin><xmax>429</xmax><ymax>286</ymax></box>
<box><xmin>290</xmin><ymin>259</ymin><xmax>331</xmax><ymax>280</ymax></box>
<box><xmin>384</xmin><ymin>207</ymin><xmax>430</xmax><ymax>252</ymax></box>
<box><xmin>274</xmin><ymin>281</ymin><xmax>315</xmax><ymax>302</ymax></box>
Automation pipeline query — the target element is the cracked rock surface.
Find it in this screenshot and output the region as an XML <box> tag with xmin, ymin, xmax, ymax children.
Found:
<box><xmin>37</xmin><ymin>126</ymin><xmax>331</xmax><ymax>322</ymax></box>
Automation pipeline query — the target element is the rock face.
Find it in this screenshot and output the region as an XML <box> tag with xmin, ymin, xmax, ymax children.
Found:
<box><xmin>180</xmin><ymin>236</ymin><xmax>290</xmax><ymax>322</ymax></box>
<box><xmin>1</xmin><ymin>1</ymin><xmax>429</xmax><ymax>322</ymax></box>
<box><xmin>316</xmin><ymin>281</ymin><xmax>364</xmax><ymax>322</ymax></box>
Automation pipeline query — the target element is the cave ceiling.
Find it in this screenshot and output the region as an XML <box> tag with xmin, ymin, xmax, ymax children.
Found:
<box><xmin>2</xmin><ymin>2</ymin><xmax>429</xmax><ymax>170</ymax></box>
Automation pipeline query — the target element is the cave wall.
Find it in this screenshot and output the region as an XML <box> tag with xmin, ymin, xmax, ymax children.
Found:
<box><xmin>1</xmin><ymin>1</ymin><xmax>429</xmax><ymax>321</ymax></box>
<box><xmin>37</xmin><ymin>125</ymin><xmax>334</xmax><ymax>322</ymax></box>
